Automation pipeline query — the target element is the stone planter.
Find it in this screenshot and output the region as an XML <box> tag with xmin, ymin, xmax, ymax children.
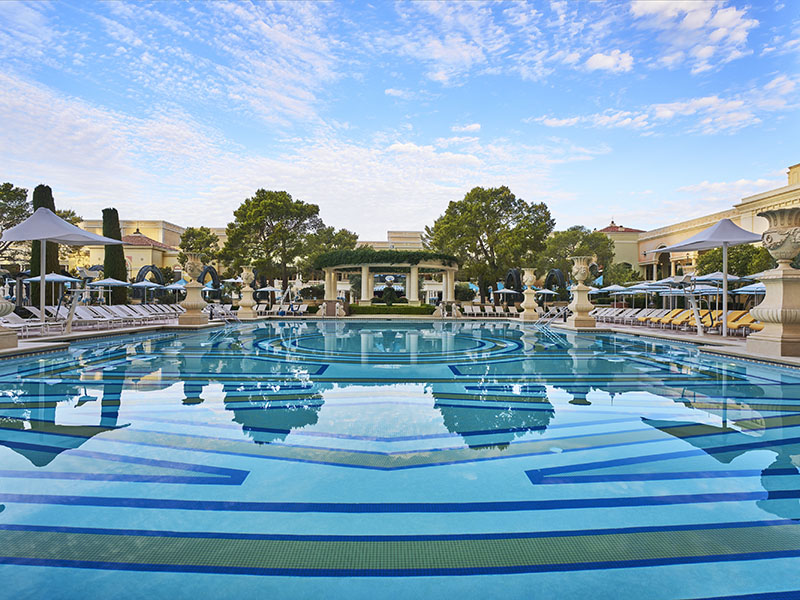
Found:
<box><xmin>0</xmin><ymin>296</ymin><xmax>17</xmax><ymax>349</ymax></box>
<box><xmin>565</xmin><ymin>256</ymin><xmax>595</xmax><ymax>329</ymax></box>
<box><xmin>179</xmin><ymin>252</ymin><xmax>208</xmax><ymax>326</ymax></box>
<box><xmin>238</xmin><ymin>266</ymin><xmax>257</xmax><ymax>320</ymax></box>
<box><xmin>747</xmin><ymin>208</ymin><xmax>800</xmax><ymax>357</ymax></box>
<box><xmin>520</xmin><ymin>268</ymin><xmax>539</xmax><ymax>322</ymax></box>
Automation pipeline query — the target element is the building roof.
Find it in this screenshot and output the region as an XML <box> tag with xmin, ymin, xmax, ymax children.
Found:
<box><xmin>121</xmin><ymin>230</ymin><xmax>177</xmax><ymax>251</ymax></box>
<box><xmin>597</xmin><ymin>220</ymin><xmax>644</xmax><ymax>234</ymax></box>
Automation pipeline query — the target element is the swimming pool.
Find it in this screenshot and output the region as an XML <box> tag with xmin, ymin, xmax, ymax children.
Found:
<box><xmin>1</xmin><ymin>320</ymin><xmax>799</xmax><ymax>598</ymax></box>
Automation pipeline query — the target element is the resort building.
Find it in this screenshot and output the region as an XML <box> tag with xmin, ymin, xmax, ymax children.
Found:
<box><xmin>357</xmin><ymin>231</ymin><xmax>424</xmax><ymax>251</ymax></box>
<box><xmin>602</xmin><ymin>162</ymin><xmax>800</xmax><ymax>280</ymax></box>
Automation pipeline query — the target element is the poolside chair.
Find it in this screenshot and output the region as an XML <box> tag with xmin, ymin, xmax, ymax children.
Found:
<box><xmin>638</xmin><ymin>309</ymin><xmax>668</xmax><ymax>324</ymax></box>
<box><xmin>729</xmin><ymin>313</ymin><xmax>757</xmax><ymax>335</ymax></box>
<box><xmin>653</xmin><ymin>309</ymin><xmax>687</xmax><ymax>328</ymax></box>
<box><xmin>0</xmin><ymin>312</ymin><xmax>48</xmax><ymax>338</ymax></box>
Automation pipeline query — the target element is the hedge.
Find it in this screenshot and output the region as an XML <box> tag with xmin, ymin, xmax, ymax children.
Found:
<box><xmin>349</xmin><ymin>305</ymin><xmax>436</xmax><ymax>315</ymax></box>
<box><xmin>313</xmin><ymin>248</ymin><xmax>458</xmax><ymax>269</ymax></box>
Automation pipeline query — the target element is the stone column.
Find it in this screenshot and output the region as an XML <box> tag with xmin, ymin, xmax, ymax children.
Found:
<box><xmin>0</xmin><ymin>296</ymin><xmax>17</xmax><ymax>349</ymax></box>
<box><xmin>408</xmin><ymin>266</ymin><xmax>420</xmax><ymax>305</ymax></box>
<box><xmin>565</xmin><ymin>255</ymin><xmax>596</xmax><ymax>329</ymax></box>
<box><xmin>179</xmin><ymin>253</ymin><xmax>208</xmax><ymax>326</ymax></box>
<box><xmin>407</xmin><ymin>331</ymin><xmax>418</xmax><ymax>363</ymax></box>
<box><xmin>520</xmin><ymin>268</ymin><xmax>539</xmax><ymax>322</ymax></box>
<box><xmin>748</xmin><ymin>208</ymin><xmax>800</xmax><ymax>357</ymax></box>
<box><xmin>442</xmin><ymin>271</ymin><xmax>451</xmax><ymax>303</ymax></box>
<box><xmin>360</xmin><ymin>265</ymin><xmax>369</xmax><ymax>304</ymax></box>
<box><xmin>447</xmin><ymin>269</ymin><xmax>456</xmax><ymax>303</ymax></box>
<box><xmin>238</xmin><ymin>266</ymin><xmax>256</xmax><ymax>320</ymax></box>
<box><xmin>324</xmin><ymin>269</ymin><xmax>336</xmax><ymax>301</ymax></box>
<box><xmin>366</xmin><ymin>271</ymin><xmax>374</xmax><ymax>300</ymax></box>
<box><xmin>360</xmin><ymin>329</ymin><xmax>373</xmax><ymax>364</ymax></box>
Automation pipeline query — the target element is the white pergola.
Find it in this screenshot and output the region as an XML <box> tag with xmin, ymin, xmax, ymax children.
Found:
<box><xmin>322</xmin><ymin>260</ymin><xmax>458</xmax><ymax>305</ymax></box>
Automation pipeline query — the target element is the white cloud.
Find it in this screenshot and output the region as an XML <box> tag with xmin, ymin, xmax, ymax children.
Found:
<box><xmin>585</xmin><ymin>49</ymin><xmax>634</xmax><ymax>73</ymax></box>
<box><xmin>451</xmin><ymin>123</ymin><xmax>481</xmax><ymax>132</ymax></box>
<box><xmin>528</xmin><ymin>74</ymin><xmax>799</xmax><ymax>135</ymax></box>
<box><xmin>630</xmin><ymin>0</ymin><xmax>758</xmax><ymax>74</ymax></box>
<box><xmin>385</xmin><ymin>88</ymin><xmax>412</xmax><ymax>99</ymax></box>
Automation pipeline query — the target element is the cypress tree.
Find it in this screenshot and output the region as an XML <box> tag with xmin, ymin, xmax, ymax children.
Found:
<box><xmin>102</xmin><ymin>208</ymin><xmax>127</xmax><ymax>305</ymax></box>
<box><xmin>29</xmin><ymin>185</ymin><xmax>59</xmax><ymax>304</ymax></box>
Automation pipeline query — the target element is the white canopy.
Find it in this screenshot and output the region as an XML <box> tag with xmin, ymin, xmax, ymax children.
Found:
<box><xmin>24</xmin><ymin>273</ymin><xmax>81</xmax><ymax>283</ymax></box>
<box><xmin>131</xmin><ymin>280</ymin><xmax>162</xmax><ymax>289</ymax></box>
<box><xmin>1</xmin><ymin>207</ymin><xmax>124</xmax><ymax>322</ymax></box>
<box><xmin>256</xmin><ymin>286</ymin><xmax>282</xmax><ymax>292</ymax></box>
<box><xmin>647</xmin><ymin>218</ymin><xmax>761</xmax><ymax>337</ymax></box>
<box><xmin>1</xmin><ymin>207</ymin><xmax>124</xmax><ymax>246</ymax></box>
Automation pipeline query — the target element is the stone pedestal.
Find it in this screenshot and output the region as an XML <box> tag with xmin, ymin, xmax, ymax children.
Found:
<box><xmin>0</xmin><ymin>298</ymin><xmax>17</xmax><ymax>349</ymax></box>
<box><xmin>565</xmin><ymin>256</ymin><xmax>595</xmax><ymax>329</ymax></box>
<box><xmin>747</xmin><ymin>265</ymin><xmax>800</xmax><ymax>357</ymax></box>
<box><xmin>178</xmin><ymin>254</ymin><xmax>208</xmax><ymax>326</ymax></box>
<box><xmin>747</xmin><ymin>208</ymin><xmax>800</xmax><ymax>357</ymax></box>
<box><xmin>238</xmin><ymin>267</ymin><xmax>257</xmax><ymax>320</ymax></box>
<box><xmin>179</xmin><ymin>282</ymin><xmax>209</xmax><ymax>326</ymax></box>
<box><xmin>520</xmin><ymin>268</ymin><xmax>539</xmax><ymax>322</ymax></box>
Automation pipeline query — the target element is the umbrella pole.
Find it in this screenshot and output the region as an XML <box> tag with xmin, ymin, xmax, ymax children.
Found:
<box><xmin>40</xmin><ymin>240</ymin><xmax>46</xmax><ymax>322</ymax></box>
<box><xmin>722</xmin><ymin>242</ymin><xmax>728</xmax><ymax>337</ymax></box>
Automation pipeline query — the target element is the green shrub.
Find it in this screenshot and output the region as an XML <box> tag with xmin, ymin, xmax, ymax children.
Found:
<box><xmin>350</xmin><ymin>305</ymin><xmax>436</xmax><ymax>315</ymax></box>
<box><xmin>455</xmin><ymin>283</ymin><xmax>475</xmax><ymax>301</ymax></box>
<box><xmin>382</xmin><ymin>286</ymin><xmax>398</xmax><ymax>306</ymax></box>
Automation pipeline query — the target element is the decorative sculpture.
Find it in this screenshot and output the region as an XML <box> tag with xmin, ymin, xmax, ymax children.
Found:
<box><xmin>748</xmin><ymin>208</ymin><xmax>800</xmax><ymax>357</ymax></box>
<box><xmin>238</xmin><ymin>265</ymin><xmax>257</xmax><ymax>320</ymax></box>
<box><xmin>178</xmin><ymin>252</ymin><xmax>208</xmax><ymax>326</ymax></box>
<box><xmin>520</xmin><ymin>268</ymin><xmax>539</xmax><ymax>322</ymax></box>
<box><xmin>565</xmin><ymin>256</ymin><xmax>596</xmax><ymax>329</ymax></box>
<box><xmin>0</xmin><ymin>296</ymin><xmax>17</xmax><ymax>349</ymax></box>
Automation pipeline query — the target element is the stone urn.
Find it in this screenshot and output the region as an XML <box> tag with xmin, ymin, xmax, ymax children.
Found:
<box><xmin>238</xmin><ymin>265</ymin><xmax>257</xmax><ymax>320</ymax></box>
<box><xmin>747</xmin><ymin>208</ymin><xmax>800</xmax><ymax>357</ymax></box>
<box><xmin>179</xmin><ymin>252</ymin><xmax>208</xmax><ymax>326</ymax></box>
<box><xmin>0</xmin><ymin>296</ymin><xmax>17</xmax><ymax>350</ymax></box>
<box><xmin>566</xmin><ymin>256</ymin><xmax>595</xmax><ymax>329</ymax></box>
<box><xmin>520</xmin><ymin>267</ymin><xmax>539</xmax><ymax>322</ymax></box>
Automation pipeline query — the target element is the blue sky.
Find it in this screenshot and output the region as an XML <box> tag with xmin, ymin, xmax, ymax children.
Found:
<box><xmin>1</xmin><ymin>1</ymin><xmax>797</xmax><ymax>239</ymax></box>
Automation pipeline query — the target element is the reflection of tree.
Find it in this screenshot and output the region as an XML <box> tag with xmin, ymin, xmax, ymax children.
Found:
<box><xmin>0</xmin><ymin>368</ymin><xmax>127</xmax><ymax>468</ymax></box>
<box><xmin>433</xmin><ymin>385</ymin><xmax>553</xmax><ymax>450</ymax></box>
<box><xmin>227</xmin><ymin>393</ymin><xmax>323</xmax><ymax>444</ymax></box>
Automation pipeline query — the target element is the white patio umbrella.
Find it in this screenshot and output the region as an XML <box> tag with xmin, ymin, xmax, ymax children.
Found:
<box><xmin>88</xmin><ymin>277</ymin><xmax>131</xmax><ymax>304</ymax></box>
<box><xmin>646</xmin><ymin>218</ymin><xmax>760</xmax><ymax>336</ymax></box>
<box><xmin>132</xmin><ymin>280</ymin><xmax>162</xmax><ymax>304</ymax></box>
<box><xmin>256</xmin><ymin>286</ymin><xmax>282</xmax><ymax>292</ymax></box>
<box><xmin>0</xmin><ymin>207</ymin><xmax>123</xmax><ymax>321</ymax></box>
<box><xmin>695</xmin><ymin>271</ymin><xmax>746</xmax><ymax>283</ymax></box>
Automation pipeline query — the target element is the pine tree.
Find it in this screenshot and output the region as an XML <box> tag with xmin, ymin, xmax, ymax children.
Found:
<box><xmin>29</xmin><ymin>185</ymin><xmax>60</xmax><ymax>304</ymax></box>
<box><xmin>102</xmin><ymin>208</ymin><xmax>127</xmax><ymax>305</ymax></box>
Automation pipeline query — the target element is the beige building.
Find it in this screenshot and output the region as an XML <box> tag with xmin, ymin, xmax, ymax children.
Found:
<box><xmin>358</xmin><ymin>231</ymin><xmax>424</xmax><ymax>251</ymax></box>
<box><xmin>629</xmin><ymin>162</ymin><xmax>800</xmax><ymax>279</ymax></box>
<box><xmin>596</xmin><ymin>221</ymin><xmax>644</xmax><ymax>268</ymax></box>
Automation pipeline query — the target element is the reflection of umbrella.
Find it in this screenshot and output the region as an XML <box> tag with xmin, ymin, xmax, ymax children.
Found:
<box><xmin>256</xmin><ymin>286</ymin><xmax>282</xmax><ymax>292</ymax></box>
<box><xmin>647</xmin><ymin>219</ymin><xmax>761</xmax><ymax>336</ymax></box>
<box><xmin>535</xmin><ymin>289</ymin><xmax>557</xmax><ymax>296</ymax></box>
<box><xmin>223</xmin><ymin>277</ymin><xmax>243</xmax><ymax>284</ymax></box>
<box><xmin>0</xmin><ymin>207</ymin><xmax>123</xmax><ymax>321</ymax></box>
<box><xmin>164</xmin><ymin>283</ymin><xmax>186</xmax><ymax>291</ymax></box>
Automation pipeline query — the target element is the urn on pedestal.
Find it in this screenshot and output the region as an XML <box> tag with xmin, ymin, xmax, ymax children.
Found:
<box><xmin>747</xmin><ymin>208</ymin><xmax>800</xmax><ymax>357</ymax></box>
<box><xmin>178</xmin><ymin>252</ymin><xmax>209</xmax><ymax>326</ymax></box>
<box><xmin>238</xmin><ymin>266</ymin><xmax>257</xmax><ymax>320</ymax></box>
<box><xmin>0</xmin><ymin>296</ymin><xmax>17</xmax><ymax>349</ymax></box>
<box><xmin>520</xmin><ymin>268</ymin><xmax>539</xmax><ymax>322</ymax></box>
<box><xmin>565</xmin><ymin>255</ymin><xmax>596</xmax><ymax>329</ymax></box>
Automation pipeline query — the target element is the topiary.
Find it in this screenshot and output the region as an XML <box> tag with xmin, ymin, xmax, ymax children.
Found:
<box><xmin>382</xmin><ymin>286</ymin><xmax>398</xmax><ymax>306</ymax></box>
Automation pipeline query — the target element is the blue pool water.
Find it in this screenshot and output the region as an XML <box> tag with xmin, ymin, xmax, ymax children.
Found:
<box><xmin>1</xmin><ymin>320</ymin><xmax>800</xmax><ymax>598</ymax></box>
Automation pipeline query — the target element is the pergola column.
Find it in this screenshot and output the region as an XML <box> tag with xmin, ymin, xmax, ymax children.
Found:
<box><xmin>360</xmin><ymin>265</ymin><xmax>370</xmax><ymax>303</ymax></box>
<box><xmin>366</xmin><ymin>270</ymin><xmax>374</xmax><ymax>300</ymax></box>
<box><xmin>447</xmin><ymin>269</ymin><xmax>456</xmax><ymax>302</ymax></box>
<box><xmin>408</xmin><ymin>266</ymin><xmax>419</xmax><ymax>305</ymax></box>
<box><xmin>324</xmin><ymin>269</ymin><xmax>336</xmax><ymax>301</ymax></box>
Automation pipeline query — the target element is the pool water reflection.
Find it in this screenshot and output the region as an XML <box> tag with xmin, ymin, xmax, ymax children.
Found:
<box><xmin>0</xmin><ymin>321</ymin><xmax>800</xmax><ymax>598</ymax></box>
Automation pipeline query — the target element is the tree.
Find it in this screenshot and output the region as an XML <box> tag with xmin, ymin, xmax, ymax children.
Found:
<box><xmin>298</xmin><ymin>225</ymin><xmax>358</xmax><ymax>278</ymax></box>
<box><xmin>0</xmin><ymin>182</ymin><xmax>31</xmax><ymax>262</ymax></box>
<box><xmin>179</xmin><ymin>226</ymin><xmax>220</xmax><ymax>266</ymax></box>
<box><xmin>603</xmin><ymin>262</ymin><xmax>644</xmax><ymax>287</ymax></box>
<box><xmin>102</xmin><ymin>208</ymin><xmax>128</xmax><ymax>305</ymax></box>
<box><xmin>222</xmin><ymin>190</ymin><xmax>324</xmax><ymax>289</ymax></box>
<box><xmin>424</xmin><ymin>186</ymin><xmax>554</xmax><ymax>301</ymax></box>
<box><xmin>696</xmin><ymin>244</ymin><xmax>781</xmax><ymax>276</ymax></box>
<box><xmin>30</xmin><ymin>185</ymin><xmax>60</xmax><ymax>303</ymax></box>
<box><xmin>536</xmin><ymin>226</ymin><xmax>615</xmax><ymax>283</ymax></box>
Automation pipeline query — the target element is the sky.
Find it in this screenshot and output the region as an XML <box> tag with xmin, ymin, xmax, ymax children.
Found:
<box><xmin>0</xmin><ymin>0</ymin><xmax>798</xmax><ymax>240</ymax></box>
